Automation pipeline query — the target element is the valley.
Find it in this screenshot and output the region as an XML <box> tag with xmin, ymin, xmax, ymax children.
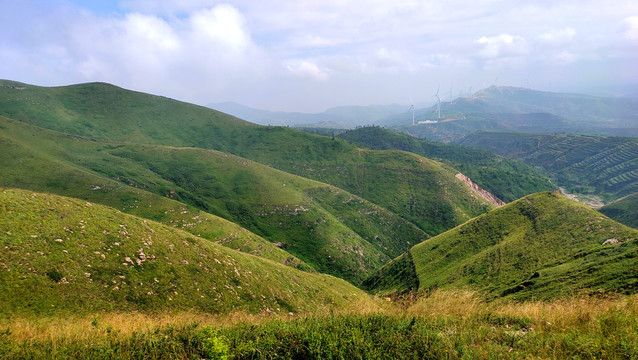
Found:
<box><xmin>1</xmin><ymin>80</ymin><xmax>637</xmax><ymax>359</ymax></box>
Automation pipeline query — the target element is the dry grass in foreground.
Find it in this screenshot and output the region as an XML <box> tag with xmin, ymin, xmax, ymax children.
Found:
<box><xmin>1</xmin><ymin>291</ymin><xmax>636</xmax><ymax>359</ymax></box>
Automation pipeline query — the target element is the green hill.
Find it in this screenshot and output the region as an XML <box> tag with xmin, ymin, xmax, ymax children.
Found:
<box><xmin>338</xmin><ymin>126</ymin><xmax>555</xmax><ymax>202</ymax></box>
<box><xmin>0</xmin><ymin>188</ymin><xmax>377</xmax><ymax>317</ymax></box>
<box><xmin>457</xmin><ymin>131</ymin><xmax>638</xmax><ymax>202</ymax></box>
<box><xmin>599</xmin><ymin>192</ymin><xmax>638</xmax><ymax>228</ymax></box>
<box><xmin>0</xmin><ymin>115</ymin><xmax>432</xmax><ymax>283</ymax></box>
<box><xmin>0</xmin><ymin>115</ymin><xmax>309</xmax><ymax>270</ymax></box>
<box><xmin>364</xmin><ymin>192</ymin><xmax>638</xmax><ymax>300</ymax></box>
<box><xmin>0</xmin><ymin>80</ymin><xmax>494</xmax><ymax>237</ymax></box>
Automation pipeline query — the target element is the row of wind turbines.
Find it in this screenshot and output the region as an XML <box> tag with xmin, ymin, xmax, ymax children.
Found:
<box><xmin>409</xmin><ymin>86</ymin><xmax>442</xmax><ymax>126</ymax></box>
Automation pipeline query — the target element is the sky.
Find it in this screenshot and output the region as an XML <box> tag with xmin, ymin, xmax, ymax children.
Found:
<box><xmin>1</xmin><ymin>0</ymin><xmax>637</xmax><ymax>112</ymax></box>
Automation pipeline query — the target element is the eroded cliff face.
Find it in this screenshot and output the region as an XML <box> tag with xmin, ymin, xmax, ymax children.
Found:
<box><xmin>455</xmin><ymin>173</ymin><xmax>506</xmax><ymax>207</ymax></box>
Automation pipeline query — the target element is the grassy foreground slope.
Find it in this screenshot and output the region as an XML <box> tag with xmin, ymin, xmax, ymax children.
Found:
<box><xmin>0</xmin><ymin>116</ymin><xmax>430</xmax><ymax>283</ymax></box>
<box><xmin>338</xmin><ymin>126</ymin><xmax>554</xmax><ymax>202</ymax></box>
<box><xmin>457</xmin><ymin>131</ymin><xmax>638</xmax><ymax>201</ymax></box>
<box><xmin>0</xmin><ymin>188</ymin><xmax>376</xmax><ymax>317</ymax></box>
<box><xmin>599</xmin><ymin>192</ymin><xmax>638</xmax><ymax>228</ymax></box>
<box><xmin>0</xmin><ymin>80</ymin><xmax>493</xmax><ymax>236</ymax></box>
<box><xmin>366</xmin><ymin>192</ymin><xmax>638</xmax><ymax>300</ymax></box>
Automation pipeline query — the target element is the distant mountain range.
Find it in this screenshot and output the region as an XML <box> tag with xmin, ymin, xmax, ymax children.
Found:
<box><xmin>209</xmin><ymin>87</ymin><xmax>638</xmax><ymax>142</ymax></box>
<box><xmin>393</xmin><ymin>86</ymin><xmax>638</xmax><ymax>142</ymax></box>
<box><xmin>208</xmin><ymin>101</ymin><xmax>406</xmax><ymax>128</ymax></box>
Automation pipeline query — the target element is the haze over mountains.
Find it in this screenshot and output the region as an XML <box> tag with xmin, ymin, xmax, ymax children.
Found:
<box><xmin>208</xmin><ymin>101</ymin><xmax>406</xmax><ymax>128</ymax></box>
<box><xmin>210</xmin><ymin>86</ymin><xmax>638</xmax><ymax>144</ymax></box>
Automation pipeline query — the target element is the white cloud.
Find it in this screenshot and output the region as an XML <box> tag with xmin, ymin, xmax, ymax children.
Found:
<box><xmin>621</xmin><ymin>16</ymin><xmax>638</xmax><ymax>41</ymax></box>
<box><xmin>476</xmin><ymin>34</ymin><xmax>530</xmax><ymax>59</ymax></box>
<box><xmin>554</xmin><ymin>51</ymin><xmax>578</xmax><ymax>64</ymax></box>
<box><xmin>2</xmin><ymin>0</ymin><xmax>638</xmax><ymax>111</ymax></box>
<box><xmin>189</xmin><ymin>5</ymin><xmax>250</xmax><ymax>53</ymax></box>
<box><xmin>371</xmin><ymin>48</ymin><xmax>405</xmax><ymax>69</ymax></box>
<box><xmin>285</xmin><ymin>60</ymin><xmax>329</xmax><ymax>81</ymax></box>
<box><xmin>287</xmin><ymin>35</ymin><xmax>348</xmax><ymax>48</ymax></box>
<box><xmin>539</xmin><ymin>27</ymin><xmax>576</xmax><ymax>44</ymax></box>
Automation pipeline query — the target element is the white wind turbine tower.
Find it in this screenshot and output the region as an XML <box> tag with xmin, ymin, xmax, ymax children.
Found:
<box><xmin>409</xmin><ymin>96</ymin><xmax>415</xmax><ymax>125</ymax></box>
<box><xmin>434</xmin><ymin>86</ymin><xmax>441</xmax><ymax>120</ymax></box>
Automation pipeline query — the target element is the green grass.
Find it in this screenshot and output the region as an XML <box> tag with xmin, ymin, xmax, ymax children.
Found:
<box><xmin>0</xmin><ymin>116</ymin><xmax>309</xmax><ymax>269</ymax></box>
<box><xmin>367</xmin><ymin>192</ymin><xmax>638</xmax><ymax>300</ymax></box>
<box><xmin>338</xmin><ymin>126</ymin><xmax>555</xmax><ymax>202</ymax></box>
<box><xmin>2</xmin><ymin>293</ymin><xmax>637</xmax><ymax>359</ymax></box>
<box><xmin>0</xmin><ymin>115</ymin><xmax>436</xmax><ymax>282</ymax></box>
<box><xmin>599</xmin><ymin>192</ymin><xmax>638</xmax><ymax>228</ymax></box>
<box><xmin>0</xmin><ymin>188</ymin><xmax>377</xmax><ymax>317</ymax></box>
<box><xmin>0</xmin><ymin>80</ymin><xmax>494</xmax><ymax>237</ymax></box>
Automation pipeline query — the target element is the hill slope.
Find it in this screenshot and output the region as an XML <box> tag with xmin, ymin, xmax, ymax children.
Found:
<box><xmin>0</xmin><ymin>115</ymin><xmax>309</xmax><ymax>270</ymax></box>
<box><xmin>457</xmin><ymin>131</ymin><xmax>638</xmax><ymax>202</ymax></box>
<box><xmin>0</xmin><ymin>115</ymin><xmax>432</xmax><ymax>283</ymax></box>
<box><xmin>0</xmin><ymin>80</ymin><xmax>494</xmax><ymax>237</ymax></box>
<box><xmin>338</xmin><ymin>126</ymin><xmax>555</xmax><ymax>202</ymax></box>
<box><xmin>599</xmin><ymin>192</ymin><xmax>638</xmax><ymax>229</ymax></box>
<box><xmin>364</xmin><ymin>192</ymin><xmax>638</xmax><ymax>300</ymax></box>
<box><xmin>0</xmin><ymin>188</ymin><xmax>376</xmax><ymax>317</ymax></box>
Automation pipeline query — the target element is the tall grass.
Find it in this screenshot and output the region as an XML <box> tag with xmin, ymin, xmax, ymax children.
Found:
<box><xmin>2</xmin><ymin>291</ymin><xmax>636</xmax><ymax>359</ymax></box>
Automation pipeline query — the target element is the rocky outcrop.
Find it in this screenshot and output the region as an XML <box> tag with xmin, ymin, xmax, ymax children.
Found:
<box><xmin>455</xmin><ymin>173</ymin><xmax>506</xmax><ymax>207</ymax></box>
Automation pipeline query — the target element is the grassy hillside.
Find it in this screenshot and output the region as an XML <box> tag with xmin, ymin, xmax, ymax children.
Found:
<box><xmin>0</xmin><ymin>116</ymin><xmax>433</xmax><ymax>283</ymax></box>
<box><xmin>457</xmin><ymin>131</ymin><xmax>638</xmax><ymax>202</ymax></box>
<box><xmin>0</xmin><ymin>80</ymin><xmax>494</xmax><ymax>237</ymax></box>
<box><xmin>366</xmin><ymin>192</ymin><xmax>638</xmax><ymax>300</ymax></box>
<box><xmin>338</xmin><ymin>126</ymin><xmax>555</xmax><ymax>202</ymax></box>
<box><xmin>599</xmin><ymin>192</ymin><xmax>638</xmax><ymax>228</ymax></box>
<box><xmin>0</xmin><ymin>116</ymin><xmax>309</xmax><ymax>270</ymax></box>
<box><xmin>0</xmin><ymin>188</ymin><xmax>377</xmax><ymax>317</ymax></box>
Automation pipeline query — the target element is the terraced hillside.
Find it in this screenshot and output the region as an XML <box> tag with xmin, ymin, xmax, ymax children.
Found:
<box><xmin>338</xmin><ymin>126</ymin><xmax>554</xmax><ymax>202</ymax></box>
<box><xmin>0</xmin><ymin>188</ymin><xmax>377</xmax><ymax>317</ymax></box>
<box><xmin>364</xmin><ymin>192</ymin><xmax>638</xmax><ymax>300</ymax></box>
<box><xmin>458</xmin><ymin>131</ymin><xmax>638</xmax><ymax>201</ymax></box>
<box><xmin>0</xmin><ymin>80</ymin><xmax>494</xmax><ymax>237</ymax></box>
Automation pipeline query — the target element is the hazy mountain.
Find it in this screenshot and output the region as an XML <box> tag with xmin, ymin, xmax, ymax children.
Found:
<box><xmin>208</xmin><ymin>101</ymin><xmax>406</xmax><ymax>128</ymax></box>
<box><xmin>384</xmin><ymin>86</ymin><xmax>638</xmax><ymax>142</ymax></box>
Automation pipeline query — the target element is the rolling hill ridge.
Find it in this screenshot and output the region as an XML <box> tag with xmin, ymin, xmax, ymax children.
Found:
<box><xmin>364</xmin><ymin>192</ymin><xmax>638</xmax><ymax>300</ymax></box>
<box><xmin>0</xmin><ymin>115</ymin><xmax>434</xmax><ymax>283</ymax></box>
<box><xmin>338</xmin><ymin>126</ymin><xmax>555</xmax><ymax>202</ymax></box>
<box><xmin>0</xmin><ymin>80</ymin><xmax>496</xmax><ymax>238</ymax></box>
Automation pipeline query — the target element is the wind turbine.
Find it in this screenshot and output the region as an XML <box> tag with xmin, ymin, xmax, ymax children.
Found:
<box><xmin>409</xmin><ymin>96</ymin><xmax>415</xmax><ymax>125</ymax></box>
<box><xmin>434</xmin><ymin>86</ymin><xmax>441</xmax><ymax>120</ymax></box>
